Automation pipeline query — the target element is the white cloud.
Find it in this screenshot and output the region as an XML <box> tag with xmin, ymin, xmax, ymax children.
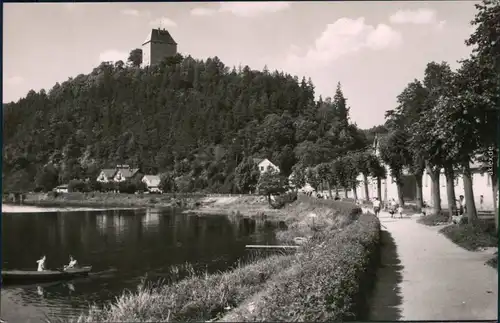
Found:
<box><xmin>191</xmin><ymin>2</ymin><xmax>290</xmax><ymax>18</ymax></box>
<box><xmin>190</xmin><ymin>7</ymin><xmax>217</xmax><ymax>17</ymax></box>
<box><xmin>389</xmin><ymin>8</ymin><xmax>437</xmax><ymax>25</ymax></box>
<box><xmin>149</xmin><ymin>17</ymin><xmax>177</xmax><ymax>28</ymax></box>
<box><xmin>121</xmin><ymin>9</ymin><xmax>151</xmax><ymax>17</ymax></box>
<box><xmin>436</xmin><ymin>20</ymin><xmax>446</xmax><ymax>31</ymax></box>
<box><xmin>99</xmin><ymin>50</ymin><xmax>128</xmax><ymax>63</ymax></box>
<box><xmin>121</xmin><ymin>9</ymin><xmax>140</xmax><ymax>16</ymax></box>
<box><xmin>5</xmin><ymin>76</ymin><xmax>24</xmax><ymax>86</ymax></box>
<box><xmin>219</xmin><ymin>2</ymin><xmax>290</xmax><ymax>17</ymax></box>
<box><xmin>285</xmin><ymin>18</ymin><xmax>402</xmax><ymax>66</ymax></box>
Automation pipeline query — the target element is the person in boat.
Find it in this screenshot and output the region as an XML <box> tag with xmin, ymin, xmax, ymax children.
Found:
<box><xmin>36</xmin><ymin>255</ymin><xmax>46</xmax><ymax>272</ymax></box>
<box><xmin>64</xmin><ymin>255</ymin><xmax>78</xmax><ymax>271</ymax></box>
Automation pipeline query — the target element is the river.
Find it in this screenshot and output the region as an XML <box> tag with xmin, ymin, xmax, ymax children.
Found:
<box><xmin>1</xmin><ymin>205</ymin><xmax>279</xmax><ymax>322</ymax></box>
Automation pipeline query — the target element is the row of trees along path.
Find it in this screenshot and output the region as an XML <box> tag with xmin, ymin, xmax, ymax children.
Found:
<box><xmin>380</xmin><ymin>0</ymin><xmax>499</xmax><ymax>232</ymax></box>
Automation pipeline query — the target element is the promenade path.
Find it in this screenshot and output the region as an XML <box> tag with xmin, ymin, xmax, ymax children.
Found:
<box><xmin>365</xmin><ymin>208</ymin><xmax>498</xmax><ymax>321</ymax></box>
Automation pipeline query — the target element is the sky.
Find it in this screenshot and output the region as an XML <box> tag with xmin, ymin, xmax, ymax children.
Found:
<box><xmin>3</xmin><ymin>1</ymin><xmax>479</xmax><ymax>128</ymax></box>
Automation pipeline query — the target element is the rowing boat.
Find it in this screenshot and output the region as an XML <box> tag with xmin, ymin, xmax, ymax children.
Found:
<box><xmin>1</xmin><ymin>266</ymin><xmax>92</xmax><ymax>285</ymax></box>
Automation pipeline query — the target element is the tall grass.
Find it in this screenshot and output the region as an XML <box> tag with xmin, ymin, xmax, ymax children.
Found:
<box><xmin>74</xmin><ymin>254</ymin><xmax>296</xmax><ymax>322</ymax></box>
<box><xmin>74</xmin><ymin>197</ymin><xmax>375</xmax><ymax>323</ymax></box>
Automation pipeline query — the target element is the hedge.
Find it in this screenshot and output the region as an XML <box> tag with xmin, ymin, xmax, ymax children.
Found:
<box><xmin>227</xmin><ymin>213</ymin><xmax>381</xmax><ymax>322</ymax></box>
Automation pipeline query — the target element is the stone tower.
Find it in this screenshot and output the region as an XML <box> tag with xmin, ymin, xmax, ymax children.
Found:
<box><xmin>142</xmin><ymin>28</ymin><xmax>177</xmax><ymax>67</ymax></box>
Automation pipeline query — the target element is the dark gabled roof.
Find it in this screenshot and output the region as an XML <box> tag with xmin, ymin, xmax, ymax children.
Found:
<box><xmin>143</xmin><ymin>29</ymin><xmax>177</xmax><ymax>46</ymax></box>
<box><xmin>252</xmin><ymin>158</ymin><xmax>265</xmax><ymax>165</ymax></box>
<box><xmin>117</xmin><ymin>168</ymin><xmax>140</xmax><ymax>178</ymax></box>
<box><xmin>101</xmin><ymin>169</ymin><xmax>117</xmax><ymax>178</ymax></box>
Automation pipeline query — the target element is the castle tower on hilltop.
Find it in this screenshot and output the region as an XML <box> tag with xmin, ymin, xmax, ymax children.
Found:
<box><xmin>142</xmin><ymin>28</ymin><xmax>177</xmax><ymax>67</ymax></box>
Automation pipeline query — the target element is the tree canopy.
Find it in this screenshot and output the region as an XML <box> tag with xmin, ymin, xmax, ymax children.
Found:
<box><xmin>3</xmin><ymin>54</ymin><xmax>378</xmax><ymax>193</ymax></box>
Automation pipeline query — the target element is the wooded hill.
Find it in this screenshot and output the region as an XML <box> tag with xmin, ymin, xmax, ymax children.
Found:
<box><xmin>3</xmin><ymin>54</ymin><xmax>382</xmax><ymax>193</ymax></box>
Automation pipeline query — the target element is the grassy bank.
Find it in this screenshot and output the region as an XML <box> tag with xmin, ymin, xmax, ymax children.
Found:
<box><xmin>418</xmin><ymin>214</ymin><xmax>497</xmax><ymax>257</ymax></box>
<box><xmin>73</xmin><ymin>197</ymin><xmax>381</xmax><ymax>322</ymax></box>
<box><xmin>184</xmin><ymin>195</ymin><xmax>287</xmax><ymax>218</ymax></box>
<box><xmin>15</xmin><ymin>192</ymin><xmax>200</xmax><ymax>209</ymax></box>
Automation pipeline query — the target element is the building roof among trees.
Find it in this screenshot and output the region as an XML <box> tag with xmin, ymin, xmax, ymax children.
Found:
<box><xmin>143</xmin><ymin>28</ymin><xmax>177</xmax><ymax>46</ymax></box>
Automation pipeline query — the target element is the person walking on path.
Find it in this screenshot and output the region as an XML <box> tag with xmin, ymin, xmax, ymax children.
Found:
<box><xmin>389</xmin><ymin>198</ymin><xmax>397</xmax><ymax>218</ymax></box>
<box><xmin>373</xmin><ymin>197</ymin><xmax>381</xmax><ymax>217</ymax></box>
<box><xmin>457</xmin><ymin>195</ymin><xmax>466</xmax><ymax>215</ymax></box>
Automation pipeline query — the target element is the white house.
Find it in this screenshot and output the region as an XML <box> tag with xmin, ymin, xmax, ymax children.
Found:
<box><xmin>253</xmin><ymin>158</ymin><xmax>280</xmax><ymax>174</ymax></box>
<box><xmin>54</xmin><ymin>184</ymin><xmax>69</xmax><ymax>193</ymax></box>
<box><xmin>96</xmin><ymin>169</ymin><xmax>117</xmax><ymax>183</ymax></box>
<box><xmin>355</xmin><ymin>135</ymin><xmax>495</xmax><ymax>211</ymax></box>
<box><xmin>142</xmin><ymin>175</ymin><xmax>162</xmax><ymax>193</ymax></box>
<box><xmin>97</xmin><ymin>165</ymin><xmax>140</xmax><ymax>183</ymax></box>
<box><xmin>113</xmin><ymin>165</ymin><xmax>140</xmax><ymax>182</ymax></box>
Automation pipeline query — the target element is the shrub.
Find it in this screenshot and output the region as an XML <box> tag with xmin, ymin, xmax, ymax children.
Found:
<box><xmin>47</xmin><ymin>191</ymin><xmax>59</xmax><ymax>199</ymax></box>
<box><xmin>486</xmin><ymin>253</ymin><xmax>497</xmax><ymax>269</ymax></box>
<box><xmin>417</xmin><ymin>212</ymin><xmax>449</xmax><ymax>226</ymax></box>
<box><xmin>439</xmin><ymin>221</ymin><xmax>497</xmax><ymax>251</ymax></box>
<box><xmin>89</xmin><ymin>180</ymin><xmax>102</xmax><ymax>192</ymax></box>
<box><xmin>68</xmin><ymin>180</ymin><xmax>90</xmax><ymax>193</ymax></box>
<box><xmin>270</xmin><ymin>191</ymin><xmax>298</xmax><ymax>209</ymax></box>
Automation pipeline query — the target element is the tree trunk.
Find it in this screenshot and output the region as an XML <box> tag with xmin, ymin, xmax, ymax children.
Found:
<box><xmin>267</xmin><ymin>194</ymin><xmax>271</xmax><ymax>205</ymax></box>
<box><xmin>335</xmin><ymin>186</ymin><xmax>339</xmax><ymax>197</ymax></box>
<box><xmin>444</xmin><ymin>165</ymin><xmax>456</xmax><ymax>221</ymax></box>
<box><xmin>363</xmin><ymin>173</ymin><xmax>370</xmax><ymax>202</ymax></box>
<box><xmin>426</xmin><ymin>163</ymin><xmax>442</xmax><ymax>214</ymax></box>
<box><xmin>415</xmin><ymin>173</ymin><xmax>423</xmax><ymax>212</ymax></box>
<box><xmin>352</xmin><ymin>184</ymin><xmax>358</xmax><ymax>201</ymax></box>
<box><xmin>461</xmin><ymin>162</ymin><xmax>478</xmax><ymax>224</ymax></box>
<box><xmin>396</xmin><ymin>177</ymin><xmax>404</xmax><ymax>206</ymax></box>
<box><xmin>491</xmin><ymin>172</ymin><xmax>498</xmax><ymax>233</ymax></box>
<box><xmin>376</xmin><ymin>177</ymin><xmax>382</xmax><ymax>201</ymax></box>
<box><xmin>491</xmin><ymin>151</ymin><xmax>498</xmax><ymax>234</ymax></box>
<box><xmin>344</xmin><ymin>188</ymin><xmax>349</xmax><ymax>199</ymax></box>
<box><xmin>327</xmin><ymin>182</ymin><xmax>333</xmax><ymax>199</ymax></box>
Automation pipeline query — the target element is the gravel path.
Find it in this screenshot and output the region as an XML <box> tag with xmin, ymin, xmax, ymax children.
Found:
<box><xmin>367</xmin><ymin>209</ymin><xmax>498</xmax><ymax>321</ymax></box>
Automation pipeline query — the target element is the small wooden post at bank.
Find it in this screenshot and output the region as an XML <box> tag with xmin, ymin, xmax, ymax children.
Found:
<box><xmin>245</xmin><ymin>245</ymin><xmax>299</xmax><ymax>250</ymax></box>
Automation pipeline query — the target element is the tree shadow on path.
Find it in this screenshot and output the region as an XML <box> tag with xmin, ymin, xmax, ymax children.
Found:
<box><xmin>365</xmin><ymin>229</ymin><xmax>404</xmax><ymax>321</ymax></box>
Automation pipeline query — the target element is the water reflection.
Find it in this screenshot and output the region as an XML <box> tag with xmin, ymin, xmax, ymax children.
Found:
<box><xmin>142</xmin><ymin>209</ymin><xmax>160</xmax><ymax>228</ymax></box>
<box><xmin>2</xmin><ymin>208</ymin><xmax>278</xmax><ymax>322</ymax></box>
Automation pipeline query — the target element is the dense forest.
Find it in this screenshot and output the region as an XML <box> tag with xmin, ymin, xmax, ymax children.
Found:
<box><xmin>3</xmin><ymin>53</ymin><xmax>384</xmax><ymax>193</ymax></box>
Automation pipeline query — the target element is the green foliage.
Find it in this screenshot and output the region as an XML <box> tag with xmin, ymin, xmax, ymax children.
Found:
<box><xmin>127</xmin><ymin>48</ymin><xmax>142</xmax><ymax>67</ymax></box>
<box><xmin>439</xmin><ymin>220</ymin><xmax>497</xmax><ymax>251</ymax></box>
<box><xmin>68</xmin><ymin>179</ymin><xmax>90</xmax><ymax>193</ymax></box>
<box><xmin>290</xmin><ymin>163</ymin><xmax>307</xmax><ymax>190</ymax></box>
<box><xmin>305</xmin><ymin>167</ymin><xmax>321</xmax><ymax>191</ymax></box>
<box><xmin>159</xmin><ymin>172</ymin><xmax>176</xmax><ymax>193</ymax></box>
<box><xmin>377</xmin><ymin>131</ymin><xmax>410</xmax><ymax>182</ymax></box>
<box><xmin>257</xmin><ymin>169</ymin><xmax>288</xmax><ymax>198</ymax></box>
<box><xmin>234</xmin><ymin>157</ymin><xmax>260</xmax><ymax>193</ymax></box>
<box><xmin>35</xmin><ymin>164</ymin><xmax>59</xmax><ymax>192</ymax></box>
<box><xmin>3</xmin><ymin>55</ymin><xmax>372</xmax><ymax>193</ymax></box>
<box><xmin>270</xmin><ymin>191</ymin><xmax>298</xmax><ymax>209</ymax></box>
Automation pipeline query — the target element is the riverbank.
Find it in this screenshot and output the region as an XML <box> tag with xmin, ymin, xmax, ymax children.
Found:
<box><xmin>184</xmin><ymin>195</ymin><xmax>287</xmax><ymax>219</ymax></box>
<box><xmin>73</xmin><ymin>197</ymin><xmax>381</xmax><ymax>322</ymax></box>
<box><xmin>10</xmin><ymin>192</ymin><xmax>201</xmax><ymax>210</ymax></box>
<box><xmin>12</xmin><ymin>192</ymin><xmax>291</xmax><ymax>220</ymax></box>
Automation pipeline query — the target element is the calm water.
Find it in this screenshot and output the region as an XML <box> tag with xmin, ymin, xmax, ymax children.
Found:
<box><xmin>1</xmin><ymin>205</ymin><xmax>279</xmax><ymax>322</ymax></box>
